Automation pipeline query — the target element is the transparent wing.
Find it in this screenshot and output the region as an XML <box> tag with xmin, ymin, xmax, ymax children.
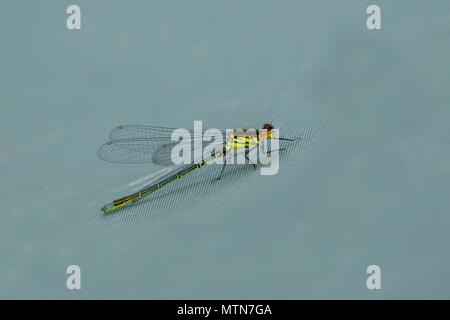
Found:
<box><xmin>98</xmin><ymin>125</ymin><xmax>228</xmax><ymax>165</ymax></box>
<box><xmin>109</xmin><ymin>125</ymin><xmax>183</xmax><ymax>141</ymax></box>
<box><xmin>109</xmin><ymin>125</ymin><xmax>223</xmax><ymax>141</ymax></box>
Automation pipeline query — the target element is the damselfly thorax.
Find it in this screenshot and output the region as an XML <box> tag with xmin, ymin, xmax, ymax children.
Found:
<box><xmin>225</xmin><ymin>127</ymin><xmax>272</xmax><ymax>152</ymax></box>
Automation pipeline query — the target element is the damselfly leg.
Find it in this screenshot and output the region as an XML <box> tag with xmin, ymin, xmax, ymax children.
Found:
<box><xmin>245</xmin><ymin>149</ymin><xmax>257</xmax><ymax>169</ymax></box>
<box><xmin>267</xmin><ymin>148</ymin><xmax>286</xmax><ymax>154</ymax></box>
<box><xmin>279</xmin><ymin>137</ymin><xmax>301</xmax><ymax>142</ymax></box>
<box><xmin>211</xmin><ymin>160</ymin><xmax>227</xmax><ymax>183</ymax></box>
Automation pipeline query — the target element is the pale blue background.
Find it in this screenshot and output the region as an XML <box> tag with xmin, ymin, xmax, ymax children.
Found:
<box><xmin>1</xmin><ymin>0</ymin><xmax>449</xmax><ymax>299</ymax></box>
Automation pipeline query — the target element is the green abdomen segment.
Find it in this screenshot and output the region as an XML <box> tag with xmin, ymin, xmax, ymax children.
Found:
<box><xmin>101</xmin><ymin>156</ymin><xmax>215</xmax><ymax>214</ymax></box>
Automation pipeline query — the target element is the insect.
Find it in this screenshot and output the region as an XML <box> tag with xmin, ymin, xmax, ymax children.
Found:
<box><xmin>98</xmin><ymin>123</ymin><xmax>300</xmax><ymax>214</ymax></box>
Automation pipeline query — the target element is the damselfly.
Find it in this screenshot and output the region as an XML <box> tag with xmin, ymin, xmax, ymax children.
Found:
<box><xmin>98</xmin><ymin>123</ymin><xmax>300</xmax><ymax>214</ymax></box>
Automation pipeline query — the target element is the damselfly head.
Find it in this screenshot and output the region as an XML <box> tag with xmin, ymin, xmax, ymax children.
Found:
<box><xmin>260</xmin><ymin>123</ymin><xmax>274</xmax><ymax>139</ymax></box>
